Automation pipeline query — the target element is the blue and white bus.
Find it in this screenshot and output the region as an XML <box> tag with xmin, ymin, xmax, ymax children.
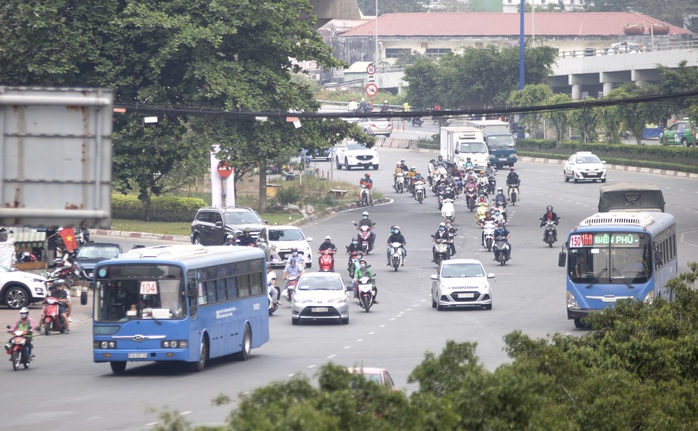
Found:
<box><xmin>92</xmin><ymin>245</ymin><xmax>269</xmax><ymax>373</ymax></box>
<box><xmin>561</xmin><ymin>212</ymin><xmax>678</xmax><ymax>328</ymax></box>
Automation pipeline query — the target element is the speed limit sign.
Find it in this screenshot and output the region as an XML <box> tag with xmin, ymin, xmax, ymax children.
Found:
<box><xmin>366</xmin><ymin>64</ymin><xmax>376</xmax><ymax>75</ymax></box>
<box><xmin>365</xmin><ymin>83</ymin><xmax>378</xmax><ymax>97</ymax></box>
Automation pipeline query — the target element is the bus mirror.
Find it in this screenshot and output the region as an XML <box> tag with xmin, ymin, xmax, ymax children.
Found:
<box><xmin>186</xmin><ymin>289</ymin><xmax>197</xmax><ymax>298</ymax></box>
<box><xmin>558</xmin><ymin>251</ymin><xmax>566</xmax><ymax>267</ymax></box>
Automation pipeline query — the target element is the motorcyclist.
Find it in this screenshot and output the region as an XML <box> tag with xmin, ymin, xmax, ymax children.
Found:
<box><xmin>8</xmin><ymin>307</ymin><xmax>36</xmax><ymax>360</ymax></box>
<box><xmin>393</xmin><ymin>162</ymin><xmax>405</xmax><ymax>190</ymax></box>
<box><xmin>386</xmin><ymin>226</ymin><xmax>407</xmax><ymax>266</ymax></box>
<box><xmin>380</xmin><ymin>100</ymin><xmax>390</xmax><ymax>113</ymax></box>
<box><xmin>432</xmin><ymin>223</ymin><xmax>452</xmax><ymax>262</ymax></box>
<box><xmin>50</xmin><ymin>279</ymin><xmax>71</xmax><ymax>334</ymax></box>
<box><xmin>359</xmin><ymin>173</ymin><xmax>374</xmax><ymax>205</ymax></box>
<box><xmin>492</xmin><ymin>208</ymin><xmax>506</xmax><ymax>225</ymax></box>
<box><xmin>480</xmin><ymin>211</ymin><xmax>496</xmax><ymax>246</ymax></box>
<box><xmin>347</xmin><ymin>97</ymin><xmax>358</xmax><ymax>112</ymax></box>
<box><xmin>402</xmin><ymin>102</ymin><xmax>411</xmax><ymax>112</ymax></box>
<box><xmin>413</xmin><ymin>173</ymin><xmax>427</xmax><ymax>199</ymax></box>
<box><xmin>493</xmin><ymin>223</ymin><xmax>512</xmax><ymax>261</ymax></box>
<box><xmin>406</xmin><ymin>167</ymin><xmax>418</xmax><ymax>194</ymax></box>
<box><xmin>427</xmin><ymin>159</ymin><xmax>436</xmax><ymax>180</ymax></box>
<box><xmin>463</xmin><ymin>158</ymin><xmax>474</xmax><ymax>170</ymax></box>
<box><xmin>353</xmin><ymin>259</ymin><xmax>377</xmax><ymax>303</ymax></box>
<box><xmin>282</xmin><ymin>257</ymin><xmax>303</xmax><ymax>282</ymax></box>
<box><xmin>398</xmin><ymin>159</ymin><xmax>409</xmax><ymax>173</ymax></box>
<box><xmin>477</xmin><ymin>170</ymin><xmax>489</xmax><ymax>192</ymax></box>
<box><xmin>236</xmin><ymin>228</ymin><xmax>256</xmax><ymax>246</ymax></box>
<box><xmin>346</xmin><ymin>237</ymin><xmax>362</xmax><ymax>255</ymax></box>
<box><xmin>485</xmin><ymin>163</ymin><xmax>497</xmax><ymax>178</ymax></box>
<box><xmin>224</xmin><ymin>234</ymin><xmax>236</xmax><ymax>246</ymax></box>
<box><xmin>357</xmin><ymin>211</ymin><xmax>376</xmax><ymax>251</ymax></box>
<box><xmin>493</xmin><ymin>187</ymin><xmax>507</xmax><ymax>207</ymax></box>
<box><xmin>358</xmin><ymin>98</ymin><xmax>369</xmax><ymax>113</ymax></box>
<box><xmin>540</xmin><ymin>205</ymin><xmax>560</xmax><ymax>242</ymax></box>
<box><xmin>476</xmin><ymin>191</ymin><xmax>489</xmax><ymax>205</ymax></box>
<box><xmin>317</xmin><ymin>235</ymin><xmax>337</xmax><ymax>266</ymax></box>
<box><xmin>506</xmin><ymin>167</ymin><xmax>521</xmax><ymax>201</ymax></box>
<box><xmin>442</xmin><ymin>185</ymin><xmax>455</xmax><ymax>201</ymax></box>
<box><xmin>266</xmin><ymin>263</ymin><xmax>280</xmax><ymax>306</ymax></box>
<box><xmin>444</xmin><ymin>220</ymin><xmax>457</xmax><ymax>256</ymax></box>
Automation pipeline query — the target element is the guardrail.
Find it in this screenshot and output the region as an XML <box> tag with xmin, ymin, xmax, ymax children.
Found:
<box><xmin>558</xmin><ymin>39</ymin><xmax>698</xmax><ymax>58</ymax></box>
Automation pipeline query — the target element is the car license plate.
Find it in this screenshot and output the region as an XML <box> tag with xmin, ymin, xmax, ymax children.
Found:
<box><xmin>313</xmin><ymin>307</ymin><xmax>328</xmax><ymax>312</ymax></box>
<box><xmin>457</xmin><ymin>293</ymin><xmax>475</xmax><ymax>298</ymax></box>
<box><xmin>499</xmin><ymin>158</ymin><xmax>508</xmax><ymax>161</ymax></box>
<box><xmin>128</xmin><ymin>353</ymin><xmax>147</xmax><ymax>359</ymax></box>
<box><xmin>586</xmin><ymin>173</ymin><xmax>598</xmax><ymax>176</ymax></box>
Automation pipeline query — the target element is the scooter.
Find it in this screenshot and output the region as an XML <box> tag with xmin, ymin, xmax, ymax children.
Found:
<box><xmin>346</xmin><ymin>249</ymin><xmax>364</xmax><ymax>278</ymax></box>
<box><xmin>493</xmin><ymin>239</ymin><xmax>510</xmax><ymax>266</ymax></box>
<box><xmin>481</xmin><ymin>220</ymin><xmax>496</xmax><ymax>252</ymax></box>
<box><xmin>5</xmin><ymin>327</ymin><xmax>31</xmax><ymax>371</ymax></box>
<box><xmin>487</xmin><ymin>174</ymin><xmax>496</xmax><ymax>195</ymax></box>
<box><xmin>45</xmin><ymin>263</ymin><xmax>81</xmax><ymax>288</ymax></box>
<box><xmin>388</xmin><ymin>242</ymin><xmax>405</xmax><ymax>272</ymax></box>
<box><xmin>411</xmin><ymin>117</ymin><xmax>423</xmax><ymax>127</ymax></box>
<box><xmin>508</xmin><ymin>181</ymin><xmax>520</xmax><ymax>205</ymax></box>
<box><xmin>318</xmin><ymin>249</ymin><xmax>336</xmax><ymax>272</ymax></box>
<box><xmin>353</xmin><ymin>221</ymin><xmax>375</xmax><ymax>255</ymax></box>
<box><xmin>40</xmin><ymin>296</ymin><xmax>66</xmax><ymax>336</ymax></box>
<box><xmin>394</xmin><ymin>172</ymin><xmax>405</xmax><ymax>193</ymax></box>
<box><xmin>441</xmin><ymin>198</ymin><xmax>455</xmax><ymax>223</ymax></box>
<box><xmin>465</xmin><ymin>183</ymin><xmax>477</xmax><ymax>212</ymax></box>
<box><xmin>356</xmin><ymin>276</ymin><xmax>375</xmax><ymax>312</ymax></box>
<box><xmin>267</xmin><ymin>282</ymin><xmax>279</xmax><ymax>316</ymax></box>
<box><xmin>432</xmin><ymin>236</ymin><xmax>451</xmax><ymax>265</ymax></box>
<box><xmin>475</xmin><ymin>202</ymin><xmax>489</xmax><ymax>225</ymax></box>
<box><xmin>541</xmin><ymin>218</ymin><xmax>560</xmax><ymax>248</ymax></box>
<box><xmin>282</xmin><ymin>275</ymin><xmax>300</xmax><ymax>302</ymax></box>
<box><xmin>358</xmin><ymin>184</ymin><xmax>370</xmax><ymax>207</ymax></box>
<box><xmin>414</xmin><ymin>180</ymin><xmax>426</xmax><ymax>204</ymax></box>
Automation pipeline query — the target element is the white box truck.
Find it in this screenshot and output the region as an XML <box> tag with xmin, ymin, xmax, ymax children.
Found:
<box><xmin>439</xmin><ymin>127</ymin><xmax>489</xmax><ymax>171</ymax></box>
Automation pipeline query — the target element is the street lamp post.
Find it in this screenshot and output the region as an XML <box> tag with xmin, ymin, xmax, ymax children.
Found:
<box><xmin>375</xmin><ymin>0</ymin><xmax>379</xmax><ymax>66</ymax></box>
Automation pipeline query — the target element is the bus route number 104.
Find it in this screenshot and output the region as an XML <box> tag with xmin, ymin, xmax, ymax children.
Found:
<box><xmin>140</xmin><ymin>281</ymin><xmax>159</xmax><ymax>295</ymax></box>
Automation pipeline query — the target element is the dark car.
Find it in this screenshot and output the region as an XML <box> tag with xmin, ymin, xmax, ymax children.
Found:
<box><xmin>75</xmin><ymin>243</ymin><xmax>122</xmax><ymax>282</ymax></box>
<box><xmin>190</xmin><ymin>207</ymin><xmax>267</xmax><ymax>246</ymax></box>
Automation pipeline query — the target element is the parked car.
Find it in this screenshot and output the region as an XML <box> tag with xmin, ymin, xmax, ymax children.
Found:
<box><xmin>256</xmin><ymin>226</ymin><xmax>313</xmax><ymax>268</ymax></box>
<box><xmin>0</xmin><ymin>266</ymin><xmax>48</xmax><ymax>309</ymax></box>
<box><xmin>347</xmin><ymin>367</ymin><xmax>398</xmax><ymax>391</ymax></box>
<box><xmin>563</xmin><ymin>151</ymin><xmax>607</xmax><ymax>183</ymax></box>
<box><xmin>307</xmin><ymin>148</ymin><xmax>333</xmax><ymax>162</ymax></box>
<box><xmin>75</xmin><ymin>243</ymin><xmax>122</xmax><ymax>282</ymax></box>
<box><xmin>291</xmin><ymin>272</ymin><xmax>349</xmax><ymax>325</ymax></box>
<box><xmin>431</xmin><ymin>259</ymin><xmax>494</xmax><ymax>311</ymax></box>
<box><xmin>357</xmin><ymin>118</ymin><xmax>392</xmax><ymax>137</ymax></box>
<box><xmin>660</xmin><ymin>117</ymin><xmax>695</xmax><ymax>147</ymax></box>
<box><xmin>335</xmin><ymin>141</ymin><xmax>380</xmax><ymax>170</ymax></box>
<box><xmin>190</xmin><ymin>207</ymin><xmax>267</xmax><ymax>246</ymax></box>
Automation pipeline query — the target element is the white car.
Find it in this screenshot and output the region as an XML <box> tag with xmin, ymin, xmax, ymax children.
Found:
<box><xmin>256</xmin><ymin>226</ymin><xmax>313</xmax><ymax>268</ymax></box>
<box><xmin>1</xmin><ymin>267</ymin><xmax>48</xmax><ymax>309</ymax></box>
<box><xmin>335</xmin><ymin>142</ymin><xmax>380</xmax><ymax>170</ymax></box>
<box><xmin>431</xmin><ymin>259</ymin><xmax>494</xmax><ymax>311</ymax></box>
<box><xmin>357</xmin><ymin>118</ymin><xmax>392</xmax><ymax>137</ymax></box>
<box><xmin>291</xmin><ymin>272</ymin><xmax>350</xmax><ymax>325</ymax></box>
<box><xmin>563</xmin><ymin>151</ymin><xmax>607</xmax><ymax>183</ymax></box>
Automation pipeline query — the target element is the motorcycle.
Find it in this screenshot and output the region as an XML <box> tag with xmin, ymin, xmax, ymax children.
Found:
<box><xmin>356</xmin><ymin>276</ymin><xmax>375</xmax><ymax>312</ymax></box>
<box><xmin>40</xmin><ymin>296</ymin><xmax>66</xmax><ymax>335</ymax></box>
<box><xmin>465</xmin><ymin>183</ymin><xmax>477</xmax><ymax>212</ymax></box>
<box><xmin>394</xmin><ymin>172</ymin><xmax>405</xmax><ymax>194</ymax></box>
<box><xmin>414</xmin><ymin>180</ymin><xmax>426</xmax><ymax>204</ymax></box>
<box><xmin>318</xmin><ymin>249</ymin><xmax>336</xmax><ymax>272</ymax></box>
<box><xmin>432</xmin><ymin>236</ymin><xmax>451</xmax><ymax>265</ymax></box>
<box><xmin>475</xmin><ymin>202</ymin><xmax>489</xmax><ymax>225</ymax></box>
<box><xmin>477</xmin><ymin>179</ymin><xmax>489</xmax><ymax>196</ymax></box>
<box><xmin>487</xmin><ymin>174</ymin><xmax>496</xmax><ymax>195</ymax></box>
<box><xmin>411</xmin><ymin>117</ymin><xmax>423</xmax><ymax>127</ymax></box>
<box><xmin>388</xmin><ymin>242</ymin><xmax>405</xmax><ymax>272</ymax></box>
<box><xmin>45</xmin><ymin>262</ymin><xmax>81</xmax><ymax>288</ymax></box>
<box><xmin>353</xmin><ymin>221</ymin><xmax>375</xmax><ymax>255</ymax></box>
<box><xmin>541</xmin><ymin>218</ymin><xmax>560</xmax><ymax>248</ymax></box>
<box><xmin>493</xmin><ymin>239</ymin><xmax>510</xmax><ymax>266</ymax></box>
<box><xmin>508</xmin><ymin>181</ymin><xmax>521</xmax><ymax>205</ymax></box>
<box><xmin>441</xmin><ymin>198</ymin><xmax>455</xmax><ymax>223</ymax></box>
<box><xmin>282</xmin><ymin>275</ymin><xmax>300</xmax><ymax>302</ymax></box>
<box><xmin>358</xmin><ymin>184</ymin><xmax>370</xmax><ymax>207</ymax></box>
<box><xmin>346</xmin><ymin>249</ymin><xmax>364</xmax><ymax>278</ymax></box>
<box><xmin>5</xmin><ymin>327</ymin><xmax>31</xmax><ymax>371</ymax></box>
<box><xmin>267</xmin><ymin>282</ymin><xmax>279</xmax><ymax>316</ymax></box>
<box><xmin>481</xmin><ymin>220</ymin><xmax>496</xmax><ymax>252</ymax></box>
<box><xmin>453</xmin><ymin>177</ymin><xmax>463</xmax><ymax>195</ymax></box>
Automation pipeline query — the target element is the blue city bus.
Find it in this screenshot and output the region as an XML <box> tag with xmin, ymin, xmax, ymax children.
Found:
<box><xmin>561</xmin><ymin>212</ymin><xmax>678</xmax><ymax>328</ymax></box>
<box><xmin>92</xmin><ymin>245</ymin><xmax>269</xmax><ymax>373</ymax></box>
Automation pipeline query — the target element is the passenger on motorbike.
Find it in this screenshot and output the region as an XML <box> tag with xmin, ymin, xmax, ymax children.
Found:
<box><xmin>357</xmin><ymin>211</ymin><xmax>377</xmax><ymax>251</ymax></box>
<box><xmin>386</xmin><ymin>226</ymin><xmax>407</xmax><ymax>266</ymax></box>
<box><xmin>540</xmin><ymin>205</ymin><xmax>560</xmax><ymax>241</ymax></box>
<box><xmin>480</xmin><ymin>211</ymin><xmax>496</xmax><ymax>245</ymax></box>
<box><xmin>493</xmin><ymin>187</ymin><xmax>507</xmax><ymax>207</ymax></box>
<box><xmin>236</xmin><ymin>228</ymin><xmax>256</xmax><ymax>246</ymax></box>
<box><xmin>50</xmin><ymin>280</ymin><xmax>71</xmax><ymax>334</ymax></box>
<box><xmin>224</xmin><ymin>234</ymin><xmax>236</xmax><ymax>246</ymax></box>
<box><xmin>432</xmin><ymin>223</ymin><xmax>452</xmax><ymax>262</ymax></box>
<box><xmin>444</xmin><ymin>220</ymin><xmax>457</xmax><ymax>256</ymax></box>
<box><xmin>353</xmin><ymin>259</ymin><xmax>377</xmax><ymax>303</ymax></box>
<box><xmin>493</xmin><ymin>223</ymin><xmax>512</xmax><ymax>260</ymax></box>
<box><xmin>359</xmin><ymin>173</ymin><xmax>374</xmax><ymax>205</ymax></box>
<box><xmin>8</xmin><ymin>307</ymin><xmax>36</xmax><ymax>360</ymax></box>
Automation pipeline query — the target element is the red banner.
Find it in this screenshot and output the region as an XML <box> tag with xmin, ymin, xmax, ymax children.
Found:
<box><xmin>59</xmin><ymin>227</ymin><xmax>78</xmax><ymax>251</ymax></box>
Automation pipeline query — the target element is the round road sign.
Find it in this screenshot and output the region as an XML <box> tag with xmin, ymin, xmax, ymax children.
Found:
<box><xmin>366</xmin><ymin>64</ymin><xmax>376</xmax><ymax>75</ymax></box>
<box><xmin>365</xmin><ymin>83</ymin><xmax>378</xmax><ymax>97</ymax></box>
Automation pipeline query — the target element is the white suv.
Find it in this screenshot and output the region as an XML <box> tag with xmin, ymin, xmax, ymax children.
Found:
<box><xmin>335</xmin><ymin>142</ymin><xmax>380</xmax><ymax>170</ymax></box>
<box><xmin>1</xmin><ymin>267</ymin><xmax>48</xmax><ymax>309</ymax></box>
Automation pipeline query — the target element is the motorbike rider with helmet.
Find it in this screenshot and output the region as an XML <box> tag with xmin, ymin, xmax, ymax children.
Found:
<box><xmin>493</xmin><ymin>223</ymin><xmax>512</xmax><ymax>261</ymax></box>
<box><xmin>317</xmin><ymin>235</ymin><xmax>337</xmax><ymax>266</ymax></box>
<box><xmin>493</xmin><ymin>187</ymin><xmax>507</xmax><ymax>207</ymax></box>
<box><xmin>266</xmin><ymin>263</ymin><xmax>280</xmax><ymax>306</ymax></box>
<box><xmin>356</xmin><ymin>211</ymin><xmax>376</xmax><ymax>252</ymax></box>
<box><xmin>359</xmin><ymin>173</ymin><xmax>374</xmax><ymax>205</ymax></box>
<box><xmin>236</xmin><ymin>228</ymin><xmax>256</xmax><ymax>246</ymax></box>
<box><xmin>353</xmin><ymin>259</ymin><xmax>377</xmax><ymax>303</ymax></box>
<box><xmin>50</xmin><ymin>279</ymin><xmax>71</xmax><ymax>334</ymax></box>
<box><xmin>282</xmin><ymin>257</ymin><xmax>303</xmax><ymax>282</ymax></box>
<box><xmin>393</xmin><ymin>162</ymin><xmax>404</xmax><ymax>190</ymax></box>
<box><xmin>506</xmin><ymin>167</ymin><xmax>521</xmax><ymax>201</ymax></box>
<box><xmin>479</xmin><ymin>210</ymin><xmax>496</xmax><ymax>246</ymax></box>
<box><xmin>399</xmin><ymin>159</ymin><xmax>409</xmax><ymax>173</ymax></box>
<box><xmin>444</xmin><ymin>220</ymin><xmax>457</xmax><ymax>256</ymax></box>
<box><xmin>385</xmin><ymin>226</ymin><xmax>407</xmax><ymax>266</ymax></box>
<box><xmin>224</xmin><ymin>234</ymin><xmax>236</xmax><ymax>246</ymax></box>
<box><xmin>346</xmin><ymin>237</ymin><xmax>362</xmax><ymax>255</ymax></box>
<box><xmin>432</xmin><ymin>222</ymin><xmax>452</xmax><ymax>262</ymax></box>
<box><xmin>540</xmin><ymin>205</ymin><xmax>560</xmax><ymax>242</ymax></box>
<box><xmin>8</xmin><ymin>307</ymin><xmax>36</xmax><ymax>360</ymax></box>
<box><xmin>380</xmin><ymin>100</ymin><xmax>390</xmax><ymax>112</ymax></box>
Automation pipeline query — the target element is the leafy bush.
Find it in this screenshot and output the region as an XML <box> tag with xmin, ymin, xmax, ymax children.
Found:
<box><xmin>273</xmin><ymin>183</ymin><xmax>304</xmax><ymax>206</ymax></box>
<box><xmin>112</xmin><ymin>194</ymin><xmax>206</xmax><ymax>222</ymax></box>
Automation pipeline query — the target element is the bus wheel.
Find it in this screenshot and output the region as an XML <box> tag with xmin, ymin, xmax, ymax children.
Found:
<box><xmin>573</xmin><ymin>319</ymin><xmax>586</xmax><ymax>329</ymax></box>
<box><xmin>235</xmin><ymin>324</ymin><xmax>252</xmax><ymax>361</ymax></box>
<box><xmin>191</xmin><ymin>339</ymin><xmax>208</xmax><ymax>372</ymax></box>
<box><xmin>110</xmin><ymin>361</ymin><xmax>127</xmax><ymax>374</ymax></box>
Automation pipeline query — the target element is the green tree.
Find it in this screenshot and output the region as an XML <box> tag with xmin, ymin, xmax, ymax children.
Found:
<box><xmin>542</xmin><ymin>93</ymin><xmax>572</xmax><ymax>145</ymax></box>
<box><xmin>568</xmin><ymin>99</ymin><xmax>600</xmax><ymax>143</ymax></box>
<box><xmin>608</xmin><ymin>83</ymin><xmax>666</xmax><ymax>145</ymax></box>
<box><xmin>507</xmin><ymin>84</ymin><xmax>554</xmax><ymax>139</ymax></box>
<box><xmin>658</xmin><ymin>61</ymin><xmax>698</xmax><ymax>121</ymax></box>
<box><xmin>402</xmin><ymin>58</ymin><xmax>441</xmax><ymax>110</ymax></box>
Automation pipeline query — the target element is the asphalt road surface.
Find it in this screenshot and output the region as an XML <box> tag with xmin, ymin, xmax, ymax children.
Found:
<box><xmin>2</xmin><ymin>146</ymin><xmax>697</xmax><ymax>430</ymax></box>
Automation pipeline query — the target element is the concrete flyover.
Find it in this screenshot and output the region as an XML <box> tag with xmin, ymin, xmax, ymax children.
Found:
<box><xmin>550</xmin><ymin>40</ymin><xmax>698</xmax><ymax>100</ymax></box>
<box><xmin>309</xmin><ymin>0</ymin><xmax>361</xmax><ymax>28</ymax></box>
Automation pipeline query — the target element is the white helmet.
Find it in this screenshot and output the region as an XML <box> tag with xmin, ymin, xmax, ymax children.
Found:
<box><xmin>362</xmin><ymin>211</ymin><xmax>369</xmax><ymax>218</ymax></box>
<box><xmin>19</xmin><ymin>307</ymin><xmax>29</xmax><ymax>315</ymax></box>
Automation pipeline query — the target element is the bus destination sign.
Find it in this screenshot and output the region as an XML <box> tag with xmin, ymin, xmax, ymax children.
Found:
<box><xmin>569</xmin><ymin>232</ymin><xmax>641</xmax><ymax>248</ymax></box>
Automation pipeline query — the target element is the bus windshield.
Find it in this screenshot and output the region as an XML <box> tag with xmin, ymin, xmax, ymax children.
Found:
<box><xmin>568</xmin><ymin>232</ymin><xmax>652</xmax><ymax>284</ymax></box>
<box><xmin>94</xmin><ymin>264</ymin><xmax>185</xmax><ymax>322</ymax></box>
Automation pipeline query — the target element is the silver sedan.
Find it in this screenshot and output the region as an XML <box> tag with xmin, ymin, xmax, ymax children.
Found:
<box><xmin>291</xmin><ymin>272</ymin><xmax>350</xmax><ymax>325</ymax></box>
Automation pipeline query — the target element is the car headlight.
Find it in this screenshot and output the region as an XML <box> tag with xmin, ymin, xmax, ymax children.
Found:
<box><xmin>329</xmin><ymin>297</ymin><xmax>347</xmax><ymax>305</ymax></box>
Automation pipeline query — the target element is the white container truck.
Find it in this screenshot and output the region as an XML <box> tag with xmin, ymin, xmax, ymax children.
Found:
<box><xmin>439</xmin><ymin>127</ymin><xmax>489</xmax><ymax>171</ymax></box>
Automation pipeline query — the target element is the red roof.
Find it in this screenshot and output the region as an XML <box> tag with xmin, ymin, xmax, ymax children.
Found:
<box><xmin>340</xmin><ymin>12</ymin><xmax>692</xmax><ymax>37</ymax></box>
